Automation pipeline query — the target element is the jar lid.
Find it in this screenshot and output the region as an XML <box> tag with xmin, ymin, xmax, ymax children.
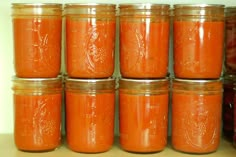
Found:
<box><xmin>119</xmin><ymin>3</ymin><xmax>170</xmax><ymax>9</ymax></box>
<box><xmin>174</xmin><ymin>4</ymin><xmax>225</xmax><ymax>9</ymax></box>
<box><xmin>12</xmin><ymin>3</ymin><xmax>62</xmax><ymax>16</ymax></box>
<box><xmin>172</xmin><ymin>78</ymin><xmax>222</xmax><ymax>83</ymax></box>
<box><xmin>12</xmin><ymin>76</ymin><xmax>62</xmax><ymax>94</ymax></box>
<box><xmin>65</xmin><ymin>77</ymin><xmax>116</xmax><ymax>91</ymax></box>
<box><xmin>65</xmin><ymin>3</ymin><xmax>116</xmax><ymax>8</ymax></box>
<box><xmin>119</xmin><ymin>77</ymin><xmax>169</xmax><ymax>91</ymax></box>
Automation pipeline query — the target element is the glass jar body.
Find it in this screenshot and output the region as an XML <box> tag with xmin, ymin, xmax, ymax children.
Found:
<box><xmin>65</xmin><ymin>78</ymin><xmax>115</xmax><ymax>153</ymax></box>
<box><xmin>12</xmin><ymin>3</ymin><xmax>62</xmax><ymax>78</ymax></box>
<box><xmin>12</xmin><ymin>77</ymin><xmax>62</xmax><ymax>152</ymax></box>
<box><xmin>171</xmin><ymin>78</ymin><xmax>223</xmax><ymax>154</ymax></box>
<box><xmin>119</xmin><ymin>78</ymin><xmax>169</xmax><ymax>152</ymax></box>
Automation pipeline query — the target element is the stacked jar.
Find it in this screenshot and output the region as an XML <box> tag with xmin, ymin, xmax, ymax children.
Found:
<box><xmin>118</xmin><ymin>4</ymin><xmax>170</xmax><ymax>153</ymax></box>
<box><xmin>64</xmin><ymin>4</ymin><xmax>116</xmax><ymax>153</ymax></box>
<box><xmin>224</xmin><ymin>6</ymin><xmax>236</xmax><ymax>148</ymax></box>
<box><xmin>11</xmin><ymin>3</ymin><xmax>63</xmax><ymax>152</ymax></box>
<box><xmin>172</xmin><ymin>4</ymin><xmax>225</xmax><ymax>154</ymax></box>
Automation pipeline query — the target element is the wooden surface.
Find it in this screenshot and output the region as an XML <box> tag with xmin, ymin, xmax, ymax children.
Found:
<box><xmin>0</xmin><ymin>134</ymin><xmax>235</xmax><ymax>157</ymax></box>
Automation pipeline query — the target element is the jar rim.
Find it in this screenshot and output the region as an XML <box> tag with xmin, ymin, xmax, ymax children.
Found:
<box><xmin>65</xmin><ymin>77</ymin><xmax>115</xmax><ymax>83</ymax></box>
<box><xmin>65</xmin><ymin>3</ymin><xmax>116</xmax><ymax>8</ymax></box>
<box><xmin>174</xmin><ymin>4</ymin><xmax>225</xmax><ymax>8</ymax></box>
<box><xmin>120</xmin><ymin>77</ymin><xmax>169</xmax><ymax>83</ymax></box>
<box><xmin>119</xmin><ymin>3</ymin><xmax>170</xmax><ymax>9</ymax></box>
<box><xmin>173</xmin><ymin>78</ymin><xmax>222</xmax><ymax>83</ymax></box>
<box><xmin>12</xmin><ymin>76</ymin><xmax>62</xmax><ymax>82</ymax></box>
<box><xmin>12</xmin><ymin>3</ymin><xmax>62</xmax><ymax>8</ymax></box>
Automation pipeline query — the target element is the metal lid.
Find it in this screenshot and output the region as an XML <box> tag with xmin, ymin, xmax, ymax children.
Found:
<box><xmin>65</xmin><ymin>3</ymin><xmax>116</xmax><ymax>8</ymax></box>
<box><xmin>120</xmin><ymin>77</ymin><xmax>168</xmax><ymax>83</ymax></box>
<box><xmin>119</xmin><ymin>3</ymin><xmax>170</xmax><ymax>9</ymax></box>
<box><xmin>172</xmin><ymin>78</ymin><xmax>222</xmax><ymax>83</ymax></box>
<box><xmin>174</xmin><ymin>4</ymin><xmax>225</xmax><ymax>9</ymax></box>
<box><xmin>65</xmin><ymin>77</ymin><xmax>115</xmax><ymax>83</ymax></box>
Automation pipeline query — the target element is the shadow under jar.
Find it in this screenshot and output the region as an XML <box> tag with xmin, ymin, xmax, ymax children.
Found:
<box><xmin>119</xmin><ymin>4</ymin><xmax>170</xmax><ymax>78</ymax></box>
<box><xmin>65</xmin><ymin>78</ymin><xmax>116</xmax><ymax>153</ymax></box>
<box><xmin>12</xmin><ymin>77</ymin><xmax>62</xmax><ymax>152</ymax></box>
<box><xmin>64</xmin><ymin>3</ymin><xmax>116</xmax><ymax>78</ymax></box>
<box><xmin>12</xmin><ymin>3</ymin><xmax>62</xmax><ymax>78</ymax></box>
<box><xmin>173</xmin><ymin>4</ymin><xmax>225</xmax><ymax>79</ymax></box>
<box><xmin>171</xmin><ymin>78</ymin><xmax>223</xmax><ymax>154</ymax></box>
<box><xmin>119</xmin><ymin>78</ymin><xmax>169</xmax><ymax>153</ymax></box>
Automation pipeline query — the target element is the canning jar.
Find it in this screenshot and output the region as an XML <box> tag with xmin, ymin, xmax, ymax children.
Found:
<box><xmin>119</xmin><ymin>4</ymin><xmax>170</xmax><ymax>78</ymax></box>
<box><xmin>12</xmin><ymin>77</ymin><xmax>62</xmax><ymax>152</ymax></box>
<box><xmin>64</xmin><ymin>4</ymin><xmax>116</xmax><ymax>78</ymax></box>
<box><xmin>173</xmin><ymin>4</ymin><xmax>225</xmax><ymax>79</ymax></box>
<box><xmin>223</xmin><ymin>75</ymin><xmax>235</xmax><ymax>141</ymax></box>
<box><xmin>171</xmin><ymin>78</ymin><xmax>223</xmax><ymax>154</ymax></box>
<box><xmin>119</xmin><ymin>78</ymin><xmax>169</xmax><ymax>152</ymax></box>
<box><xmin>65</xmin><ymin>78</ymin><xmax>115</xmax><ymax>153</ymax></box>
<box><xmin>12</xmin><ymin>3</ymin><xmax>62</xmax><ymax>78</ymax></box>
<box><xmin>225</xmin><ymin>7</ymin><xmax>236</xmax><ymax>74</ymax></box>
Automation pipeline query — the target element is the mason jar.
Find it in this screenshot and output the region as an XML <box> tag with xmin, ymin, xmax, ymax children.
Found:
<box><xmin>171</xmin><ymin>78</ymin><xmax>223</xmax><ymax>154</ymax></box>
<box><xmin>119</xmin><ymin>78</ymin><xmax>169</xmax><ymax>152</ymax></box>
<box><xmin>225</xmin><ymin>7</ymin><xmax>236</xmax><ymax>74</ymax></box>
<box><xmin>173</xmin><ymin>4</ymin><xmax>225</xmax><ymax>79</ymax></box>
<box><xmin>12</xmin><ymin>77</ymin><xmax>62</xmax><ymax>152</ymax></box>
<box><xmin>65</xmin><ymin>77</ymin><xmax>116</xmax><ymax>153</ymax></box>
<box><xmin>64</xmin><ymin>4</ymin><xmax>116</xmax><ymax>78</ymax></box>
<box><xmin>12</xmin><ymin>3</ymin><xmax>62</xmax><ymax>78</ymax></box>
<box><xmin>223</xmin><ymin>75</ymin><xmax>236</xmax><ymax>141</ymax></box>
<box><xmin>119</xmin><ymin>4</ymin><xmax>170</xmax><ymax>78</ymax></box>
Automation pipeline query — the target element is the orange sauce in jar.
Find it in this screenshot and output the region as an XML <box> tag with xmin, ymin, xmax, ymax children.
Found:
<box><xmin>12</xmin><ymin>3</ymin><xmax>62</xmax><ymax>78</ymax></box>
<box><xmin>171</xmin><ymin>78</ymin><xmax>223</xmax><ymax>154</ymax></box>
<box><xmin>119</xmin><ymin>78</ymin><xmax>169</xmax><ymax>152</ymax></box>
<box><xmin>173</xmin><ymin>4</ymin><xmax>224</xmax><ymax>79</ymax></box>
<box><xmin>119</xmin><ymin>4</ymin><xmax>170</xmax><ymax>78</ymax></box>
<box><xmin>65</xmin><ymin>4</ymin><xmax>116</xmax><ymax>78</ymax></box>
<box><xmin>12</xmin><ymin>77</ymin><xmax>62</xmax><ymax>152</ymax></box>
<box><xmin>65</xmin><ymin>78</ymin><xmax>115</xmax><ymax>153</ymax></box>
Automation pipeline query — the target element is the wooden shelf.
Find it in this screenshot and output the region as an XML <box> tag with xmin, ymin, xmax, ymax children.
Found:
<box><xmin>0</xmin><ymin>134</ymin><xmax>235</xmax><ymax>157</ymax></box>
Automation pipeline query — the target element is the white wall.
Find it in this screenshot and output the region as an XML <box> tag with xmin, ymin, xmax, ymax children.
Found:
<box><xmin>0</xmin><ymin>0</ymin><xmax>235</xmax><ymax>134</ymax></box>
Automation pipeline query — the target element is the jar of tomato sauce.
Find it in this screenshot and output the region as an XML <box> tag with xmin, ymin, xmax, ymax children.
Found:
<box><xmin>65</xmin><ymin>77</ymin><xmax>116</xmax><ymax>153</ymax></box>
<box><xmin>12</xmin><ymin>3</ymin><xmax>62</xmax><ymax>78</ymax></box>
<box><xmin>171</xmin><ymin>78</ymin><xmax>223</xmax><ymax>154</ymax></box>
<box><xmin>223</xmin><ymin>75</ymin><xmax>236</xmax><ymax>141</ymax></box>
<box><xmin>64</xmin><ymin>4</ymin><xmax>116</xmax><ymax>78</ymax></box>
<box><xmin>119</xmin><ymin>4</ymin><xmax>170</xmax><ymax>78</ymax></box>
<box><xmin>119</xmin><ymin>78</ymin><xmax>169</xmax><ymax>152</ymax></box>
<box><xmin>225</xmin><ymin>7</ymin><xmax>236</xmax><ymax>74</ymax></box>
<box><xmin>173</xmin><ymin>4</ymin><xmax>225</xmax><ymax>79</ymax></box>
<box><xmin>12</xmin><ymin>77</ymin><xmax>62</xmax><ymax>152</ymax></box>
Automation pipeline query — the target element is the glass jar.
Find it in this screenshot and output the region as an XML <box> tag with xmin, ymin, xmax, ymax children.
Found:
<box><xmin>12</xmin><ymin>3</ymin><xmax>62</xmax><ymax>78</ymax></box>
<box><xmin>171</xmin><ymin>78</ymin><xmax>223</xmax><ymax>154</ymax></box>
<box><xmin>119</xmin><ymin>78</ymin><xmax>169</xmax><ymax>152</ymax></box>
<box><xmin>223</xmin><ymin>75</ymin><xmax>235</xmax><ymax>141</ymax></box>
<box><xmin>64</xmin><ymin>4</ymin><xmax>116</xmax><ymax>78</ymax></box>
<box><xmin>12</xmin><ymin>77</ymin><xmax>62</xmax><ymax>152</ymax></box>
<box><xmin>225</xmin><ymin>7</ymin><xmax>236</xmax><ymax>74</ymax></box>
<box><xmin>173</xmin><ymin>4</ymin><xmax>225</xmax><ymax>79</ymax></box>
<box><xmin>65</xmin><ymin>78</ymin><xmax>115</xmax><ymax>153</ymax></box>
<box><xmin>119</xmin><ymin>4</ymin><xmax>170</xmax><ymax>78</ymax></box>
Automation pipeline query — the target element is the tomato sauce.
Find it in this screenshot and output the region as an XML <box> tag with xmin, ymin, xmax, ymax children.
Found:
<box><xmin>14</xmin><ymin>94</ymin><xmax>62</xmax><ymax>151</ymax></box>
<box><xmin>12</xmin><ymin>77</ymin><xmax>62</xmax><ymax>152</ymax></box>
<box><xmin>65</xmin><ymin>78</ymin><xmax>115</xmax><ymax>153</ymax></box>
<box><xmin>119</xmin><ymin>4</ymin><xmax>170</xmax><ymax>78</ymax></box>
<box><xmin>120</xmin><ymin>22</ymin><xmax>169</xmax><ymax>78</ymax></box>
<box><xmin>174</xmin><ymin>21</ymin><xmax>224</xmax><ymax>78</ymax></box>
<box><xmin>172</xmin><ymin>79</ymin><xmax>222</xmax><ymax>154</ymax></box>
<box><xmin>12</xmin><ymin>4</ymin><xmax>62</xmax><ymax>78</ymax></box>
<box><xmin>65</xmin><ymin>4</ymin><xmax>116</xmax><ymax>78</ymax></box>
<box><xmin>119</xmin><ymin>78</ymin><xmax>169</xmax><ymax>152</ymax></box>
